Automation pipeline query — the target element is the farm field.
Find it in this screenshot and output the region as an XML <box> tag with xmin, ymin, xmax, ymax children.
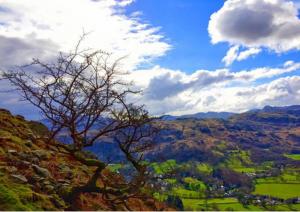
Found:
<box><xmin>254</xmin><ymin>170</ymin><xmax>300</xmax><ymax>199</ymax></box>
<box><xmin>110</xmin><ymin>154</ymin><xmax>300</xmax><ymax>210</ymax></box>
<box><xmin>182</xmin><ymin>198</ymin><xmax>262</xmax><ymax>211</ymax></box>
<box><xmin>182</xmin><ymin>198</ymin><xmax>300</xmax><ymax>211</ymax></box>
<box><xmin>285</xmin><ymin>154</ymin><xmax>300</xmax><ymax>160</ymax></box>
<box><xmin>253</xmin><ymin>183</ymin><xmax>300</xmax><ymax>199</ymax></box>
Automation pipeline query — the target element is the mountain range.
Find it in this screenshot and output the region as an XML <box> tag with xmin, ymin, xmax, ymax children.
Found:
<box><xmin>63</xmin><ymin>105</ymin><xmax>300</xmax><ymax>164</ymax></box>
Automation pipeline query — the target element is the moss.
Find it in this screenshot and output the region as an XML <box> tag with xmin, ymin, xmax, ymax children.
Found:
<box><xmin>74</xmin><ymin>151</ymin><xmax>105</xmax><ymax>167</ymax></box>
<box><xmin>0</xmin><ymin>184</ymin><xmax>28</xmax><ymax>210</ymax></box>
<box><xmin>58</xmin><ymin>184</ymin><xmax>73</xmax><ymax>199</ymax></box>
<box><xmin>0</xmin><ymin>147</ymin><xmax>5</xmax><ymax>155</ymax></box>
<box><xmin>0</xmin><ymin>175</ymin><xmax>57</xmax><ymax>211</ymax></box>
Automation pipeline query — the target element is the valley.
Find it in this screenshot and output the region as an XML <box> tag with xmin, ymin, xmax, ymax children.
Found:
<box><xmin>104</xmin><ymin>105</ymin><xmax>300</xmax><ymax>210</ymax></box>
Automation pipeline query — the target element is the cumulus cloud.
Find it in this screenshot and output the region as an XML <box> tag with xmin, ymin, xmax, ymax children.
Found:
<box><xmin>128</xmin><ymin>61</ymin><xmax>300</xmax><ymax>115</ymax></box>
<box><xmin>0</xmin><ymin>36</ymin><xmax>58</xmax><ymax>68</ymax></box>
<box><xmin>0</xmin><ymin>0</ymin><xmax>170</xmax><ymax>69</ymax></box>
<box><xmin>0</xmin><ymin>0</ymin><xmax>171</xmax><ymax>118</ymax></box>
<box><xmin>236</xmin><ymin>76</ymin><xmax>300</xmax><ymax>109</ymax></box>
<box><xmin>222</xmin><ymin>45</ymin><xmax>262</xmax><ymax>66</ymax></box>
<box><xmin>133</xmin><ymin>61</ymin><xmax>300</xmax><ymax>99</ymax></box>
<box><xmin>222</xmin><ymin>45</ymin><xmax>239</xmax><ymax>66</ymax></box>
<box><xmin>237</xmin><ymin>48</ymin><xmax>261</xmax><ymax>61</ymax></box>
<box><xmin>209</xmin><ymin>0</ymin><xmax>300</xmax><ymax>65</ymax></box>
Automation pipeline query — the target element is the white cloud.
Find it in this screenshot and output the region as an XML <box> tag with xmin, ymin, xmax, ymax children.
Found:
<box><xmin>236</xmin><ymin>76</ymin><xmax>300</xmax><ymax>109</ymax></box>
<box><xmin>223</xmin><ymin>46</ymin><xmax>261</xmax><ymax>66</ymax></box>
<box><xmin>1</xmin><ymin>0</ymin><xmax>300</xmax><ymax>118</ymax></box>
<box><xmin>222</xmin><ymin>45</ymin><xmax>239</xmax><ymax>66</ymax></box>
<box><xmin>209</xmin><ymin>0</ymin><xmax>300</xmax><ymax>64</ymax></box>
<box><xmin>237</xmin><ymin>47</ymin><xmax>261</xmax><ymax>61</ymax></box>
<box><xmin>0</xmin><ymin>0</ymin><xmax>170</xmax><ymax>69</ymax></box>
<box><xmin>128</xmin><ymin>61</ymin><xmax>300</xmax><ymax>115</ymax></box>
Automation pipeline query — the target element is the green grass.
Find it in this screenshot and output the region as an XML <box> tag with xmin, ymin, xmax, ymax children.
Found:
<box><xmin>182</xmin><ymin>197</ymin><xmax>300</xmax><ymax>211</ymax></box>
<box><xmin>107</xmin><ymin>164</ymin><xmax>123</xmax><ymax>172</ymax></box>
<box><xmin>285</xmin><ymin>154</ymin><xmax>300</xmax><ymax>161</ymax></box>
<box><xmin>217</xmin><ymin>203</ymin><xmax>262</xmax><ymax>211</ymax></box>
<box><xmin>183</xmin><ymin>177</ymin><xmax>206</xmax><ymax>191</ymax></box>
<box><xmin>253</xmin><ymin>183</ymin><xmax>300</xmax><ymax>199</ymax></box>
<box><xmin>196</xmin><ymin>163</ymin><xmax>213</xmax><ymax>174</ymax></box>
<box><xmin>222</xmin><ymin>150</ymin><xmax>255</xmax><ymax>173</ymax></box>
<box><xmin>0</xmin><ymin>175</ymin><xmax>57</xmax><ymax>210</ymax></box>
<box><xmin>256</xmin><ymin>172</ymin><xmax>300</xmax><ymax>184</ymax></box>
<box><xmin>165</xmin><ymin>178</ymin><xmax>177</xmax><ymax>184</ymax></box>
<box><xmin>181</xmin><ymin>198</ymin><xmax>257</xmax><ymax>211</ymax></box>
<box><xmin>0</xmin><ymin>183</ymin><xmax>31</xmax><ymax>210</ymax></box>
<box><xmin>172</xmin><ymin>187</ymin><xmax>205</xmax><ymax>199</ymax></box>
<box><xmin>150</xmin><ymin>159</ymin><xmax>178</xmax><ymax>174</ymax></box>
<box><xmin>233</xmin><ymin>167</ymin><xmax>256</xmax><ymax>173</ymax></box>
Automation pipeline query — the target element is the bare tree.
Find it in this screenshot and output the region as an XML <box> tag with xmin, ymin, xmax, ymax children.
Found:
<box><xmin>2</xmin><ymin>35</ymin><xmax>157</xmax><ymax>209</ymax></box>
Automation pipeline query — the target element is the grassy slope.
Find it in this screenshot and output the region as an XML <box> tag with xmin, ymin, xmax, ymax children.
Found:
<box><xmin>0</xmin><ymin>109</ymin><xmax>169</xmax><ymax>211</ymax></box>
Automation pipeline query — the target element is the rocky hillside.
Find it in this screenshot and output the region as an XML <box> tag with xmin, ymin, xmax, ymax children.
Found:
<box><xmin>0</xmin><ymin>109</ymin><xmax>169</xmax><ymax>210</ymax></box>
<box><xmin>86</xmin><ymin>105</ymin><xmax>300</xmax><ymax>165</ymax></box>
<box><xmin>147</xmin><ymin>106</ymin><xmax>300</xmax><ymax>163</ymax></box>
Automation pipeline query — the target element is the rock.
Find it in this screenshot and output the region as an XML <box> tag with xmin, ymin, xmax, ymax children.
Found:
<box><xmin>6</xmin><ymin>166</ymin><xmax>18</xmax><ymax>173</ymax></box>
<box><xmin>43</xmin><ymin>180</ymin><xmax>51</xmax><ymax>185</ymax></box>
<box><xmin>58</xmin><ymin>165</ymin><xmax>73</xmax><ymax>179</ymax></box>
<box><xmin>32</xmin><ymin>164</ymin><xmax>52</xmax><ymax>178</ymax></box>
<box><xmin>44</xmin><ymin>184</ymin><xmax>55</xmax><ymax>193</ymax></box>
<box><xmin>24</xmin><ymin>140</ymin><xmax>33</xmax><ymax>147</ymax></box>
<box><xmin>57</xmin><ymin>179</ymin><xmax>70</xmax><ymax>184</ymax></box>
<box><xmin>18</xmin><ymin>152</ymin><xmax>39</xmax><ymax>164</ymax></box>
<box><xmin>8</xmin><ymin>149</ymin><xmax>17</xmax><ymax>154</ymax></box>
<box><xmin>27</xmin><ymin>132</ymin><xmax>37</xmax><ymax>140</ymax></box>
<box><xmin>48</xmin><ymin>145</ymin><xmax>59</xmax><ymax>152</ymax></box>
<box><xmin>33</xmin><ymin>150</ymin><xmax>49</xmax><ymax>160</ymax></box>
<box><xmin>30</xmin><ymin>175</ymin><xmax>43</xmax><ymax>183</ymax></box>
<box><xmin>11</xmin><ymin>174</ymin><xmax>28</xmax><ymax>183</ymax></box>
<box><xmin>18</xmin><ymin>152</ymin><xmax>32</xmax><ymax>160</ymax></box>
<box><xmin>22</xmin><ymin>161</ymin><xmax>31</xmax><ymax>166</ymax></box>
<box><xmin>58</xmin><ymin>164</ymin><xmax>71</xmax><ymax>172</ymax></box>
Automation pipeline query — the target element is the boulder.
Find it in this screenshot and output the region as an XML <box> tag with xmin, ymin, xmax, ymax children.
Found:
<box><xmin>11</xmin><ymin>174</ymin><xmax>28</xmax><ymax>183</ymax></box>
<box><xmin>32</xmin><ymin>164</ymin><xmax>52</xmax><ymax>178</ymax></box>
<box><xmin>8</xmin><ymin>149</ymin><xmax>17</xmax><ymax>154</ymax></box>
<box><xmin>33</xmin><ymin>150</ymin><xmax>50</xmax><ymax>160</ymax></box>
<box><xmin>24</xmin><ymin>139</ymin><xmax>33</xmax><ymax>147</ymax></box>
<box><xmin>44</xmin><ymin>184</ymin><xmax>55</xmax><ymax>193</ymax></box>
<box><xmin>6</xmin><ymin>166</ymin><xmax>18</xmax><ymax>173</ymax></box>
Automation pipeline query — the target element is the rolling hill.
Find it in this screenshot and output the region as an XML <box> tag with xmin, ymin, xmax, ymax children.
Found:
<box><xmin>0</xmin><ymin>109</ymin><xmax>170</xmax><ymax>210</ymax></box>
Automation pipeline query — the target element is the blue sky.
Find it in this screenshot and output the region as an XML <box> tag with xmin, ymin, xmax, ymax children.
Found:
<box><xmin>126</xmin><ymin>0</ymin><xmax>300</xmax><ymax>73</ymax></box>
<box><xmin>126</xmin><ymin>0</ymin><xmax>228</xmax><ymax>72</ymax></box>
<box><xmin>1</xmin><ymin>0</ymin><xmax>300</xmax><ymax>119</ymax></box>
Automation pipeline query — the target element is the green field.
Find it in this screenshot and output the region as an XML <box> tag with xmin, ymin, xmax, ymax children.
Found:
<box><xmin>196</xmin><ymin>163</ymin><xmax>213</xmax><ymax>174</ymax></box>
<box><xmin>285</xmin><ymin>154</ymin><xmax>300</xmax><ymax>160</ymax></box>
<box><xmin>150</xmin><ymin>160</ymin><xmax>178</xmax><ymax>174</ymax></box>
<box><xmin>183</xmin><ymin>177</ymin><xmax>206</xmax><ymax>191</ymax></box>
<box><xmin>182</xmin><ymin>198</ymin><xmax>262</xmax><ymax>211</ymax></box>
<box><xmin>253</xmin><ymin>183</ymin><xmax>300</xmax><ymax>199</ymax></box>
<box><xmin>256</xmin><ymin>172</ymin><xmax>300</xmax><ymax>184</ymax></box>
<box><xmin>172</xmin><ymin>187</ymin><xmax>204</xmax><ymax>199</ymax></box>
<box><xmin>233</xmin><ymin>167</ymin><xmax>256</xmax><ymax>173</ymax></box>
<box><xmin>150</xmin><ymin>159</ymin><xmax>300</xmax><ymax>210</ymax></box>
<box><xmin>183</xmin><ymin>197</ymin><xmax>300</xmax><ymax>211</ymax></box>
